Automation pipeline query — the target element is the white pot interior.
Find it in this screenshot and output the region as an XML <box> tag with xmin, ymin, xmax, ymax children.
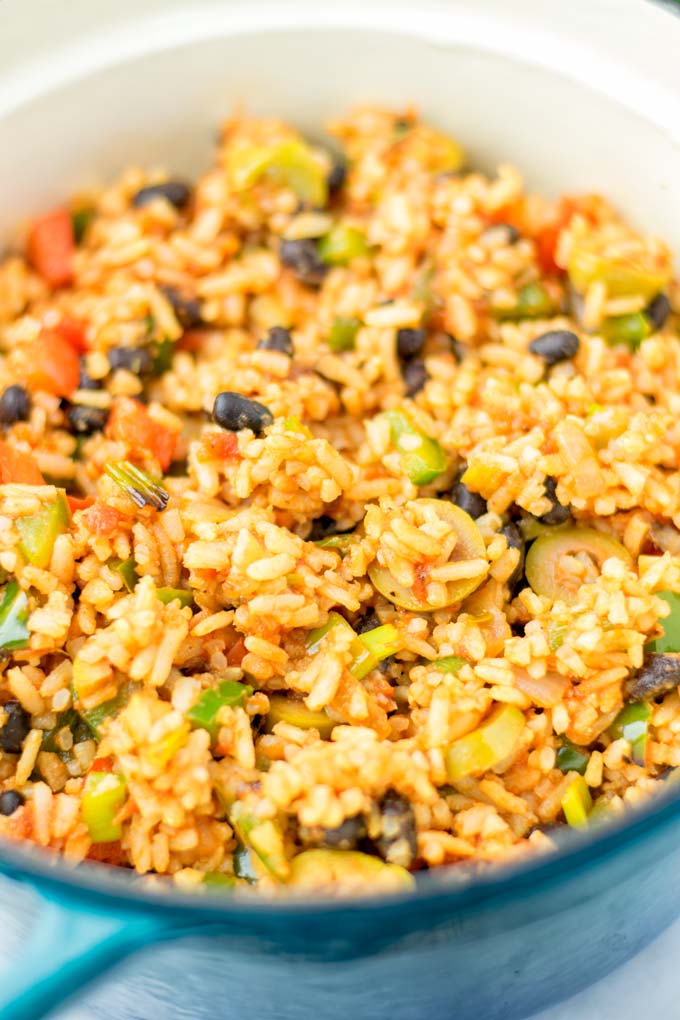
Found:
<box><xmin>0</xmin><ymin>0</ymin><xmax>679</xmax><ymax>249</ymax></box>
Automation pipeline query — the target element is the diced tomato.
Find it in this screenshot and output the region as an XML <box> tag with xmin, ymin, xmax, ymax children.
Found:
<box><xmin>83</xmin><ymin>501</ymin><xmax>127</xmax><ymax>535</ymax></box>
<box><xmin>0</xmin><ymin>440</ymin><xmax>44</xmax><ymax>484</ymax></box>
<box><xmin>177</xmin><ymin>329</ymin><xmax>204</xmax><ymax>353</ymax></box>
<box><xmin>67</xmin><ymin>494</ymin><xmax>95</xmax><ymax>514</ymax></box>
<box><xmin>54</xmin><ymin>317</ymin><xmax>88</xmax><ymax>353</ymax></box>
<box><xmin>204</xmin><ymin>431</ymin><xmax>239</xmax><ymax>460</ymax></box>
<box><xmin>26</xmin><ymin>208</ymin><xmax>75</xmax><ymax>287</ymax></box>
<box><xmin>106</xmin><ymin>396</ymin><xmax>177</xmax><ymax>470</ymax></box>
<box><xmin>26</xmin><ymin>330</ymin><xmax>80</xmax><ymax>397</ymax></box>
<box><xmin>227</xmin><ymin>636</ymin><xmax>247</xmax><ymax>667</ymax></box>
<box><xmin>89</xmin><ymin>756</ymin><xmax>115</xmax><ymax>773</ymax></box>
<box><xmin>487</xmin><ymin>197</ymin><xmax>526</xmax><ymax>233</ymax></box>
<box><xmin>86</xmin><ymin>840</ymin><xmax>125</xmax><ymax>866</ymax></box>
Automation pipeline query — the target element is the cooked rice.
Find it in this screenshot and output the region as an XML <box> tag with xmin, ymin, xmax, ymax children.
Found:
<box><xmin>0</xmin><ymin>105</ymin><xmax>678</xmax><ymax>895</ymax></box>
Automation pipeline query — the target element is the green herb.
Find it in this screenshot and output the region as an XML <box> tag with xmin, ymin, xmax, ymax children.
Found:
<box><xmin>105</xmin><ymin>461</ymin><xmax>169</xmax><ymax>511</ymax></box>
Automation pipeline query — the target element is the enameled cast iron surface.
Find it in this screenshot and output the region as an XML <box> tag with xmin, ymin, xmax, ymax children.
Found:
<box><xmin>1</xmin><ymin>2</ymin><xmax>680</xmax><ymax>1017</ymax></box>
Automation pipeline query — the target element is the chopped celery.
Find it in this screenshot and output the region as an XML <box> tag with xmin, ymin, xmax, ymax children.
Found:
<box><xmin>609</xmin><ymin>702</ymin><xmax>651</xmax><ymax>767</ymax></box>
<box><xmin>328</xmin><ymin>316</ymin><xmax>361</xmax><ymax>353</ymax></box>
<box><xmin>647</xmin><ymin>590</ymin><xmax>680</xmax><ymax>654</ymax></box>
<box><xmin>317</xmin><ymin>226</ymin><xmax>368</xmax><ymax>266</ymax></box>
<box><xmin>187</xmin><ymin>680</ymin><xmax>253</xmax><ymax>741</ymax></box>
<box><xmin>105</xmin><ymin>461</ymin><xmax>169</xmax><ymax>511</ymax></box>
<box><xmin>0</xmin><ymin>581</ymin><xmax>30</xmax><ymax>653</ymax></box>
<box><xmin>313</xmin><ymin>533</ymin><xmax>355</xmax><ymax>555</ymax></box>
<box><xmin>82</xmin><ymin>683</ymin><xmax>138</xmax><ymax>740</ymax></box>
<box><xmin>110</xmin><ymin>556</ymin><xmax>138</xmax><ymax>592</ymax></box>
<box><xmin>265</xmin><ymin>694</ymin><xmax>336</xmax><ymax>738</ymax></box>
<box><xmin>492</xmin><ymin>282</ymin><xmax>554</xmax><ymax>321</ymax></box>
<box><xmin>17</xmin><ymin>492</ymin><xmax>70</xmax><ymax>569</ymax></box>
<box><xmin>556</xmin><ymin>738</ymin><xmax>589</xmax><ymax>776</ymax></box>
<box><xmin>156</xmin><ymin>587</ymin><xmax>194</xmax><ymax>608</ymax></box>
<box><xmin>227</xmin><ymin>139</ymin><xmax>328</xmax><ymax>207</ymax></box>
<box><xmin>601</xmin><ymin>312</ymin><xmax>651</xmax><ymax>350</ymax></box>
<box><xmin>306</xmin><ymin>611</ymin><xmax>402</xmax><ymax>680</ymax></box>
<box><xmin>383</xmin><ymin>409</ymin><xmax>447</xmax><ymax>486</ymax></box>
<box><xmin>81</xmin><ymin>771</ymin><xmax>127</xmax><ymax>842</ymax></box>
<box><xmin>431</xmin><ymin>655</ymin><xmax>468</xmax><ymax>675</ymax></box>
<box><xmin>445</xmin><ymin>704</ymin><xmax>525</xmax><ymax>780</ymax></box>
<box><xmin>561</xmin><ymin>774</ymin><xmax>592</xmax><ymax>827</ymax></box>
<box><xmin>288</xmin><ymin>849</ymin><xmax>414</xmax><ymax>890</ymax></box>
<box><xmin>229</xmin><ymin>802</ymin><xmax>289</xmax><ymax>881</ymax></box>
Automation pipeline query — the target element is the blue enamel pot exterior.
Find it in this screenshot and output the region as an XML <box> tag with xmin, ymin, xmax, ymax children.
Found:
<box><xmin>1</xmin><ymin>1</ymin><xmax>680</xmax><ymax>1017</ymax></box>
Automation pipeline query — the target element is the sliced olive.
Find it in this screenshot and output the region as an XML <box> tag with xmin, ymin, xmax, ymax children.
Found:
<box><xmin>524</xmin><ymin>527</ymin><xmax>631</xmax><ymax>603</ymax></box>
<box><xmin>627</xmin><ymin>654</ymin><xmax>680</xmax><ymax>701</ymax></box>
<box><xmin>368</xmin><ymin>498</ymin><xmax>487</xmax><ymax>611</ymax></box>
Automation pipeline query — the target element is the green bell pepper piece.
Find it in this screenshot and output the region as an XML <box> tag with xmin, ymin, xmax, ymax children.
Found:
<box><xmin>383</xmin><ymin>409</ymin><xmax>447</xmax><ymax>486</ymax></box>
<box><xmin>318</xmin><ymin>226</ymin><xmax>368</xmax><ymax>266</ymax></box>
<box><xmin>446</xmin><ymin>705</ymin><xmax>525</xmax><ymax>780</ymax></box>
<box><xmin>110</xmin><ymin>556</ymin><xmax>138</xmax><ymax>592</ymax></box>
<box><xmin>328</xmin><ymin>316</ymin><xmax>361</xmax><ymax>353</ymax></box>
<box><xmin>431</xmin><ymin>655</ymin><xmax>468</xmax><ymax>675</ymax></box>
<box><xmin>556</xmin><ymin>737</ymin><xmax>589</xmax><ymax>776</ymax></box>
<box><xmin>17</xmin><ymin>492</ymin><xmax>70</xmax><ymax>569</ymax></box>
<box><xmin>561</xmin><ymin>774</ymin><xmax>592</xmax><ymax>827</ymax></box>
<box><xmin>82</xmin><ymin>682</ymin><xmax>139</xmax><ymax>740</ymax></box>
<box><xmin>228</xmin><ymin>140</ymin><xmax>328</xmax><ymax>207</ymax></box>
<box><xmin>313</xmin><ymin>533</ymin><xmax>355</xmax><ymax>555</ymax></box>
<box><xmin>82</xmin><ymin>771</ymin><xmax>127</xmax><ymax>842</ymax></box>
<box><xmin>609</xmin><ymin>702</ymin><xmax>651</xmax><ymax>767</ymax></box>
<box><xmin>648</xmin><ymin>590</ymin><xmax>680</xmax><ymax>654</ymax></box>
<box><xmin>0</xmin><ymin>581</ymin><xmax>30</xmax><ymax>653</ymax></box>
<box><xmin>492</xmin><ymin>282</ymin><xmax>555</xmax><ymax>321</ymax></box>
<box><xmin>187</xmin><ymin>680</ymin><xmax>253</xmax><ymax>741</ymax></box>
<box><xmin>229</xmin><ymin>802</ymin><xmax>289</xmax><ymax>881</ymax></box>
<box><xmin>306</xmin><ymin>611</ymin><xmax>401</xmax><ymax>680</ymax></box>
<box><xmin>156</xmin><ymin>587</ymin><xmax>194</xmax><ymax>608</ymax></box>
<box><xmin>601</xmin><ymin>312</ymin><xmax>651</xmax><ymax>350</ymax></box>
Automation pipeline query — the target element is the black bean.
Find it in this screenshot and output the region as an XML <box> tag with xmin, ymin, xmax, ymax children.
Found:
<box><xmin>396</xmin><ymin>327</ymin><xmax>426</xmax><ymax>362</ymax></box>
<box><xmin>300</xmin><ymin>815</ymin><xmax>367</xmax><ymax>851</ymax></box>
<box><xmin>450</xmin><ymin>473</ymin><xmax>487</xmax><ymax>519</ymax></box>
<box><xmin>646</xmin><ymin>293</ymin><xmax>671</xmax><ymax>332</ymax></box>
<box><xmin>108</xmin><ymin>346</ymin><xmax>154</xmax><ymax>376</ymax></box>
<box><xmin>402</xmin><ymin>359</ymin><xmax>428</xmax><ymax>397</ymax></box>
<box><xmin>78</xmin><ymin>359</ymin><xmax>101</xmax><ymax>391</ymax></box>
<box><xmin>279</xmin><ymin>239</ymin><xmax>327</xmax><ymax>287</ymax></box>
<box><xmin>0</xmin><ymin>790</ymin><xmax>24</xmax><ymax>816</ymax></box>
<box><xmin>481</xmin><ymin>222</ymin><xmax>520</xmax><ymax>245</ymax></box>
<box><xmin>327</xmin><ymin>162</ymin><xmax>347</xmax><ymax>194</ymax></box>
<box><xmin>212</xmin><ymin>392</ymin><xmax>273</xmax><ymax>435</ymax></box>
<box><xmin>528</xmin><ymin>330</ymin><xmax>580</xmax><ymax>366</ymax></box>
<box><xmin>374</xmin><ymin>790</ymin><xmax>417</xmax><ymax>869</ymax></box>
<box><xmin>257</xmin><ymin>326</ymin><xmax>293</xmax><ymax>356</ymax></box>
<box><xmin>0</xmin><ymin>385</ymin><xmax>31</xmax><ymax>425</ymax></box>
<box><xmin>501</xmin><ymin>522</ymin><xmax>525</xmax><ymax>588</ymax></box>
<box><xmin>627</xmin><ymin>654</ymin><xmax>680</xmax><ymax>701</ymax></box>
<box><xmin>160</xmin><ymin>285</ymin><xmax>203</xmax><ymax>329</ymax></box>
<box><xmin>540</xmin><ymin>476</ymin><xmax>571</xmax><ymax>525</ymax></box>
<box><xmin>66</xmin><ymin>404</ymin><xmax>110</xmax><ymax>435</ymax></box>
<box><xmin>0</xmin><ymin>702</ymin><xmax>30</xmax><ymax>754</ymax></box>
<box><xmin>355</xmin><ymin>610</ymin><xmax>380</xmax><ymax>635</ymax></box>
<box><xmin>132</xmin><ymin>181</ymin><xmax>192</xmax><ymax>210</ymax></box>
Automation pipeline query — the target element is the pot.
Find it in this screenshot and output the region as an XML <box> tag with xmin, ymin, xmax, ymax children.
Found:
<box><xmin>1</xmin><ymin>2</ymin><xmax>680</xmax><ymax>1018</ymax></box>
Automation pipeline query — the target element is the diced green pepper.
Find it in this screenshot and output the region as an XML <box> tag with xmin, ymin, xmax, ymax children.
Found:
<box><xmin>430</xmin><ymin>655</ymin><xmax>468</xmax><ymax>675</ymax></box>
<box><xmin>492</xmin><ymin>282</ymin><xmax>555</xmax><ymax>321</ymax></box>
<box><xmin>229</xmin><ymin>802</ymin><xmax>289</xmax><ymax>881</ymax></box>
<box><xmin>187</xmin><ymin>680</ymin><xmax>252</xmax><ymax>741</ymax></box>
<box><xmin>317</xmin><ymin>226</ymin><xmax>368</xmax><ymax>266</ymax></box>
<box><xmin>446</xmin><ymin>704</ymin><xmax>525</xmax><ymax>780</ymax></box>
<box><xmin>71</xmin><ymin>207</ymin><xmax>94</xmax><ymax>245</ymax></box>
<box><xmin>383</xmin><ymin>409</ymin><xmax>447</xmax><ymax>486</ymax></box>
<box><xmin>105</xmin><ymin>461</ymin><xmax>169</xmax><ymax>511</ymax></box>
<box><xmin>41</xmin><ymin>708</ymin><xmax>90</xmax><ymax>753</ymax></box>
<box><xmin>313</xmin><ymin>533</ymin><xmax>355</xmax><ymax>555</ymax></box>
<box><xmin>17</xmin><ymin>492</ymin><xmax>70</xmax><ymax>570</ymax></box>
<box><xmin>556</xmin><ymin>738</ymin><xmax>589</xmax><ymax>776</ymax></box>
<box><xmin>81</xmin><ymin>771</ymin><xmax>127</xmax><ymax>842</ymax></box>
<box><xmin>110</xmin><ymin>556</ymin><xmax>138</xmax><ymax>592</ymax></box>
<box><xmin>82</xmin><ymin>683</ymin><xmax>138</xmax><ymax>740</ymax></box>
<box><xmin>265</xmin><ymin>694</ymin><xmax>335</xmax><ymax>738</ymax></box>
<box><xmin>561</xmin><ymin>774</ymin><xmax>592</xmax><ymax>827</ymax></box>
<box><xmin>0</xmin><ymin>581</ymin><xmax>30</xmax><ymax>653</ymax></box>
<box><xmin>601</xmin><ymin>312</ymin><xmax>651</xmax><ymax>350</ymax></box>
<box><xmin>156</xmin><ymin>587</ymin><xmax>194</xmax><ymax>608</ymax></box>
<box><xmin>227</xmin><ymin>139</ymin><xmax>328</xmax><ymax>207</ymax></box>
<box><xmin>288</xmin><ymin>849</ymin><xmax>414</xmax><ymax>890</ymax></box>
<box><xmin>150</xmin><ymin>337</ymin><xmax>174</xmax><ymax>375</ymax></box>
<box><xmin>609</xmin><ymin>702</ymin><xmax>651</xmax><ymax>767</ymax></box>
<box><xmin>567</xmin><ymin>241</ymin><xmax>672</xmax><ymax>301</ymax></box>
<box><xmin>525</xmin><ymin>527</ymin><xmax>631</xmax><ymax>604</ymax></box>
<box><xmin>328</xmin><ymin>316</ymin><xmax>361</xmax><ymax>353</ymax></box>
<box><xmin>306</xmin><ymin>611</ymin><xmax>402</xmax><ymax>681</ymax></box>
<box><xmin>647</xmin><ymin>590</ymin><xmax>680</xmax><ymax>654</ymax></box>
<box><xmin>202</xmin><ymin>872</ymin><xmax>237</xmax><ymax>890</ymax></box>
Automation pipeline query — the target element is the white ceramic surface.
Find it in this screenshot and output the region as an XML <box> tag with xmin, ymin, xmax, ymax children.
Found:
<box><xmin>1</xmin><ymin>1</ymin><xmax>680</xmax><ymax>1017</ymax></box>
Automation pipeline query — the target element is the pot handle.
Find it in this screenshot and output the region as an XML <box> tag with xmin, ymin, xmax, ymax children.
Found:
<box><xmin>0</xmin><ymin>881</ymin><xmax>178</xmax><ymax>1020</ymax></box>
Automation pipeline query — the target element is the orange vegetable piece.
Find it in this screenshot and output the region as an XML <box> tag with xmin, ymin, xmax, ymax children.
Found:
<box><xmin>0</xmin><ymin>440</ymin><xmax>44</xmax><ymax>484</ymax></box>
<box><xmin>106</xmin><ymin>397</ymin><xmax>177</xmax><ymax>471</ymax></box>
<box><xmin>26</xmin><ymin>330</ymin><xmax>80</xmax><ymax>397</ymax></box>
<box><xmin>54</xmin><ymin>317</ymin><xmax>88</xmax><ymax>353</ymax></box>
<box><xmin>26</xmin><ymin>208</ymin><xmax>75</xmax><ymax>287</ymax></box>
<box><xmin>66</xmin><ymin>495</ymin><xmax>95</xmax><ymax>514</ymax></box>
